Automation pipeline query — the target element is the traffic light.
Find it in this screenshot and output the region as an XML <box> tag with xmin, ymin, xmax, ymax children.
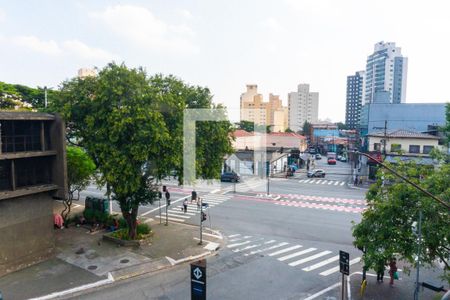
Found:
<box><xmin>165</xmin><ymin>191</ymin><xmax>170</xmax><ymax>200</ymax></box>
<box><xmin>192</xmin><ymin>190</ymin><xmax>197</xmax><ymax>201</ymax></box>
<box><xmin>162</xmin><ymin>185</ymin><xmax>167</xmax><ymax>192</ymax></box>
<box><xmin>201</xmin><ymin>212</ymin><xmax>207</xmax><ymax>222</ymax></box>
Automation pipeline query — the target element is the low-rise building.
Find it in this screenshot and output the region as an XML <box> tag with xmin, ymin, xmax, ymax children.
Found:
<box><xmin>0</xmin><ymin>111</ymin><xmax>67</xmax><ymax>277</ymax></box>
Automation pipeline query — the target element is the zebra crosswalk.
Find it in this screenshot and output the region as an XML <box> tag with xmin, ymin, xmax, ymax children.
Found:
<box><xmin>298</xmin><ymin>179</ymin><xmax>347</xmax><ymax>186</ymax></box>
<box><xmin>226</xmin><ymin>234</ymin><xmax>361</xmax><ymax>277</ymax></box>
<box><xmin>155</xmin><ymin>194</ymin><xmax>231</xmax><ymax>223</ymax></box>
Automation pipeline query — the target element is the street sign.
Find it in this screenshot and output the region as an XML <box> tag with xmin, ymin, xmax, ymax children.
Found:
<box><xmin>339</xmin><ymin>250</ymin><xmax>350</xmax><ymax>275</ymax></box>
<box><xmin>191</xmin><ymin>259</ymin><xmax>206</xmax><ymax>300</ymax></box>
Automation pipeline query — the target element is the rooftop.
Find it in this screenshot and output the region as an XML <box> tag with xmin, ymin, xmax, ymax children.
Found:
<box><xmin>0</xmin><ymin>111</ymin><xmax>55</xmax><ymax>121</ymax></box>
<box><xmin>368</xmin><ymin>129</ymin><xmax>439</xmax><ymax>139</ymax></box>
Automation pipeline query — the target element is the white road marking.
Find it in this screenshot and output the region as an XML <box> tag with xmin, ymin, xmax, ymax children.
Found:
<box><xmin>315</xmin><ymin>180</ymin><xmax>322</xmax><ymax>184</ymax></box>
<box><xmin>319</xmin><ymin>257</ymin><xmax>361</xmax><ymax>276</ymax></box>
<box><xmin>278</xmin><ymin>248</ymin><xmax>316</xmax><ymax>262</ymax></box>
<box><xmin>334</xmin><ymin>181</ymin><xmax>339</xmax><ymax>185</ymax></box>
<box><xmin>268</xmin><ymin>245</ymin><xmax>302</xmax><ymax>257</ymax></box>
<box><xmin>229</xmin><ymin>235</ymin><xmax>252</xmax><ymax>242</ymax></box>
<box><xmin>321</xmin><ymin>181</ymin><xmax>327</xmax><ymax>185</ymax></box>
<box><xmin>288</xmin><ymin>250</ymin><xmax>332</xmax><ymax>267</ymax></box>
<box><xmin>233</xmin><ymin>243</ymin><xmax>262</xmax><ymax>252</ymax></box>
<box><xmin>228</xmin><ymin>234</ymin><xmax>240</xmax><ymax>238</ymax></box>
<box><xmin>155</xmin><ymin>215</ymin><xmax>186</xmax><ymax>222</ymax></box>
<box><xmin>169</xmin><ymin>210</ymin><xmax>196</xmax><ymax>216</ymax></box>
<box><xmin>227</xmin><ymin>240</ymin><xmax>252</xmax><ymax>248</ymax></box>
<box><xmin>328</xmin><ymin>181</ymin><xmax>333</xmax><ymax>185</ymax></box>
<box><xmin>340</xmin><ymin>182</ymin><xmax>345</xmax><ymax>186</ymax></box>
<box><xmin>302</xmin><ymin>255</ymin><xmax>340</xmax><ymax>271</ymax></box>
<box><xmin>166</xmin><ymin>213</ymin><xmax>191</xmax><ymax>219</ymax></box>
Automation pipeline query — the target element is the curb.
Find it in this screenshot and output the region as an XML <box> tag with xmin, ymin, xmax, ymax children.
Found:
<box><xmin>346</xmin><ymin>183</ymin><xmax>369</xmax><ymax>191</ymax></box>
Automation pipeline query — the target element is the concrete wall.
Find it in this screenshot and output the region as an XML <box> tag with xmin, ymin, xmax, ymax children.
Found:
<box><xmin>0</xmin><ymin>192</ymin><xmax>54</xmax><ymax>277</ymax></box>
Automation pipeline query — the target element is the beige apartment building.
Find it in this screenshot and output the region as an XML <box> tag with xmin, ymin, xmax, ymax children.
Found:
<box><xmin>240</xmin><ymin>85</ymin><xmax>288</xmax><ymax>132</ymax></box>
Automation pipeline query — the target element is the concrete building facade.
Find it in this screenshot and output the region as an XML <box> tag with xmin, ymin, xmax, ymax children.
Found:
<box><xmin>240</xmin><ymin>85</ymin><xmax>288</xmax><ymax>131</ymax></box>
<box><xmin>288</xmin><ymin>84</ymin><xmax>319</xmax><ymax>132</ymax></box>
<box><xmin>359</xmin><ymin>103</ymin><xmax>447</xmax><ymax>135</ymax></box>
<box><xmin>364</xmin><ymin>41</ymin><xmax>408</xmax><ymax>104</ymax></box>
<box><xmin>0</xmin><ymin>111</ymin><xmax>67</xmax><ymax>277</ymax></box>
<box><xmin>345</xmin><ymin>71</ymin><xmax>365</xmax><ymax>129</ymax></box>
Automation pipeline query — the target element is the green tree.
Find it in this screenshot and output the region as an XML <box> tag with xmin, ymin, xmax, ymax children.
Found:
<box><xmin>236</xmin><ymin>120</ymin><xmax>255</xmax><ymax>132</ymax></box>
<box><xmin>352</xmin><ymin>160</ymin><xmax>450</xmax><ymax>283</ymax></box>
<box><xmin>285</xmin><ymin>128</ymin><xmax>294</xmax><ymax>133</ymax></box>
<box><xmin>63</xmin><ymin>146</ymin><xmax>96</xmax><ymax>225</ymax></box>
<box><xmin>53</xmin><ymin>63</ymin><xmax>233</xmax><ymax>238</ymax></box>
<box><xmin>302</xmin><ymin>121</ymin><xmax>311</xmax><ymax>136</ymax></box>
<box><xmin>445</xmin><ymin>103</ymin><xmax>450</xmax><ymax>143</ymax></box>
<box><xmin>336</xmin><ymin>122</ymin><xmax>348</xmax><ymax>130</ymax></box>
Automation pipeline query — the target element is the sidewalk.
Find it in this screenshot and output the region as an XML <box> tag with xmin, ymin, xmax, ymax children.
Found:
<box><xmin>348</xmin><ymin>269</ymin><xmax>446</xmax><ymax>300</ymax></box>
<box><xmin>0</xmin><ymin>202</ymin><xmax>223</xmax><ymax>300</ymax></box>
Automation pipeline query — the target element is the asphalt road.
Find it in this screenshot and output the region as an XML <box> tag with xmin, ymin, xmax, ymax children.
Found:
<box><xmin>73</xmin><ymin>159</ymin><xmax>376</xmax><ymax>299</ymax></box>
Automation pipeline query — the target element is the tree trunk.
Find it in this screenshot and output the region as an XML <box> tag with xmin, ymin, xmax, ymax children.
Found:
<box><xmin>61</xmin><ymin>192</ymin><xmax>74</xmax><ymax>227</ymax></box>
<box><xmin>122</xmin><ymin>206</ymin><xmax>139</xmax><ymax>240</ymax></box>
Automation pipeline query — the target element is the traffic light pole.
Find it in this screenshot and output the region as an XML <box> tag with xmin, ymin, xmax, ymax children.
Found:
<box><xmin>199</xmin><ymin>198</ymin><xmax>203</xmax><ymax>245</ymax></box>
<box><xmin>165</xmin><ymin>196</ymin><xmax>168</xmax><ymax>226</ymax></box>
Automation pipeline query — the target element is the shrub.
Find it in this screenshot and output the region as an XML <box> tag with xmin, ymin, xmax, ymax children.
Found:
<box><xmin>137</xmin><ymin>223</ymin><xmax>151</xmax><ymax>235</ymax></box>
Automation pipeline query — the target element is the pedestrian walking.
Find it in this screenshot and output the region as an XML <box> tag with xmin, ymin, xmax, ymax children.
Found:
<box><xmin>197</xmin><ymin>197</ymin><xmax>201</xmax><ymax>210</ymax></box>
<box><xmin>376</xmin><ymin>259</ymin><xmax>385</xmax><ymax>283</ymax></box>
<box><xmin>389</xmin><ymin>258</ymin><xmax>398</xmax><ymax>285</ymax></box>
<box><xmin>183</xmin><ymin>199</ymin><xmax>188</xmax><ymax>213</ymax></box>
<box><xmin>354</xmin><ymin>175</ymin><xmax>359</xmax><ymax>186</ymax></box>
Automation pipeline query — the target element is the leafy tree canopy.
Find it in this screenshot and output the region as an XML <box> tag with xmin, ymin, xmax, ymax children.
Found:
<box><xmin>52</xmin><ymin>63</ymin><xmax>233</xmax><ymax>238</ymax></box>
<box><xmin>302</xmin><ymin>121</ymin><xmax>311</xmax><ymax>136</ymax></box>
<box><xmin>63</xmin><ymin>146</ymin><xmax>96</xmax><ymax>224</ymax></box>
<box><xmin>352</xmin><ymin>160</ymin><xmax>450</xmax><ymax>283</ymax></box>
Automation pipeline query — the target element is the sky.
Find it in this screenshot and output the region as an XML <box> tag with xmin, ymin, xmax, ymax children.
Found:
<box><xmin>1</xmin><ymin>0</ymin><xmax>450</xmax><ymax>122</ymax></box>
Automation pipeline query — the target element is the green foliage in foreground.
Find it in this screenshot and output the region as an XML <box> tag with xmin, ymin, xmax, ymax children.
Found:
<box><xmin>352</xmin><ymin>159</ymin><xmax>450</xmax><ymax>283</ymax></box>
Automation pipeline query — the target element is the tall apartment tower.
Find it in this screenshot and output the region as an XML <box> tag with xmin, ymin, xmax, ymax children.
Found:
<box><xmin>364</xmin><ymin>41</ymin><xmax>408</xmax><ymax>104</ymax></box>
<box><xmin>240</xmin><ymin>84</ymin><xmax>267</xmax><ymax>125</ymax></box>
<box><xmin>288</xmin><ymin>84</ymin><xmax>319</xmax><ymax>132</ymax></box>
<box><xmin>345</xmin><ymin>71</ymin><xmax>365</xmax><ymax>130</ymax></box>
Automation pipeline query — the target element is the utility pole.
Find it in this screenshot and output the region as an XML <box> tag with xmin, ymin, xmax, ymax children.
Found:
<box><xmin>414</xmin><ymin>209</ymin><xmax>423</xmax><ymax>300</ymax></box>
<box><xmin>383</xmin><ymin>120</ymin><xmax>387</xmax><ymax>157</ymax></box>
<box><xmin>44</xmin><ymin>86</ymin><xmax>48</xmax><ymax>108</ymax></box>
<box><xmin>199</xmin><ymin>197</ymin><xmax>203</xmax><ymax>245</ymax></box>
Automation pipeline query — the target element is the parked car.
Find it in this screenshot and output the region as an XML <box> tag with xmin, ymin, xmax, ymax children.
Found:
<box><xmin>221</xmin><ymin>172</ymin><xmax>240</xmax><ymax>182</ymax></box>
<box><xmin>327</xmin><ymin>158</ymin><xmax>337</xmax><ymax>165</ymax></box>
<box><xmin>315</xmin><ymin>154</ymin><xmax>321</xmax><ymax>160</ymax></box>
<box><xmin>337</xmin><ymin>155</ymin><xmax>342</xmax><ymax>161</ymax></box>
<box><xmin>307</xmin><ymin>169</ymin><xmax>326</xmax><ymax>178</ymax></box>
<box><xmin>340</xmin><ymin>156</ymin><xmax>347</xmax><ymax>162</ymax></box>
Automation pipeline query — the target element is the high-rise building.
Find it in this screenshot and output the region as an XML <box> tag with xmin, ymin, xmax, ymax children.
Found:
<box><xmin>240</xmin><ymin>85</ymin><xmax>288</xmax><ymax>131</ymax></box>
<box><xmin>78</xmin><ymin>68</ymin><xmax>97</xmax><ymax>79</ymax></box>
<box><xmin>288</xmin><ymin>84</ymin><xmax>319</xmax><ymax>132</ymax></box>
<box><xmin>364</xmin><ymin>41</ymin><xmax>408</xmax><ymax>104</ymax></box>
<box><xmin>240</xmin><ymin>84</ymin><xmax>268</xmax><ymax>125</ymax></box>
<box><xmin>345</xmin><ymin>71</ymin><xmax>365</xmax><ymax>130</ymax></box>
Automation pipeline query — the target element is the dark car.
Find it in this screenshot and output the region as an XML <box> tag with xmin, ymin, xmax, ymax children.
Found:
<box><xmin>307</xmin><ymin>169</ymin><xmax>326</xmax><ymax>178</ymax></box>
<box><xmin>327</xmin><ymin>158</ymin><xmax>337</xmax><ymax>165</ymax></box>
<box><xmin>220</xmin><ymin>172</ymin><xmax>240</xmax><ymax>182</ymax></box>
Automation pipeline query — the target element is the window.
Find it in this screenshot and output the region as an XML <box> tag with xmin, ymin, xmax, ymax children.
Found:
<box><xmin>0</xmin><ymin>161</ymin><xmax>11</xmax><ymax>191</ymax></box>
<box><xmin>15</xmin><ymin>157</ymin><xmax>52</xmax><ymax>188</ymax></box>
<box><xmin>390</xmin><ymin>143</ymin><xmax>401</xmax><ymax>152</ymax></box>
<box><xmin>423</xmin><ymin>145</ymin><xmax>434</xmax><ymax>154</ymax></box>
<box><xmin>409</xmin><ymin>145</ymin><xmax>420</xmax><ymax>153</ymax></box>
<box><xmin>374</xmin><ymin>143</ymin><xmax>381</xmax><ymax>151</ymax></box>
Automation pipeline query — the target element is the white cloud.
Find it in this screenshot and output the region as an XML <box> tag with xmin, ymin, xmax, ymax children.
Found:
<box><xmin>12</xmin><ymin>36</ymin><xmax>62</xmax><ymax>55</ymax></box>
<box><xmin>178</xmin><ymin>9</ymin><xmax>193</xmax><ymax>20</ymax></box>
<box><xmin>11</xmin><ymin>35</ymin><xmax>119</xmax><ymax>62</ymax></box>
<box><xmin>63</xmin><ymin>40</ymin><xmax>119</xmax><ymax>61</ymax></box>
<box><xmin>92</xmin><ymin>5</ymin><xmax>198</xmax><ymax>54</ymax></box>
<box><xmin>0</xmin><ymin>9</ymin><xmax>5</xmax><ymax>22</ymax></box>
<box><xmin>260</xmin><ymin>17</ymin><xmax>284</xmax><ymax>33</ymax></box>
